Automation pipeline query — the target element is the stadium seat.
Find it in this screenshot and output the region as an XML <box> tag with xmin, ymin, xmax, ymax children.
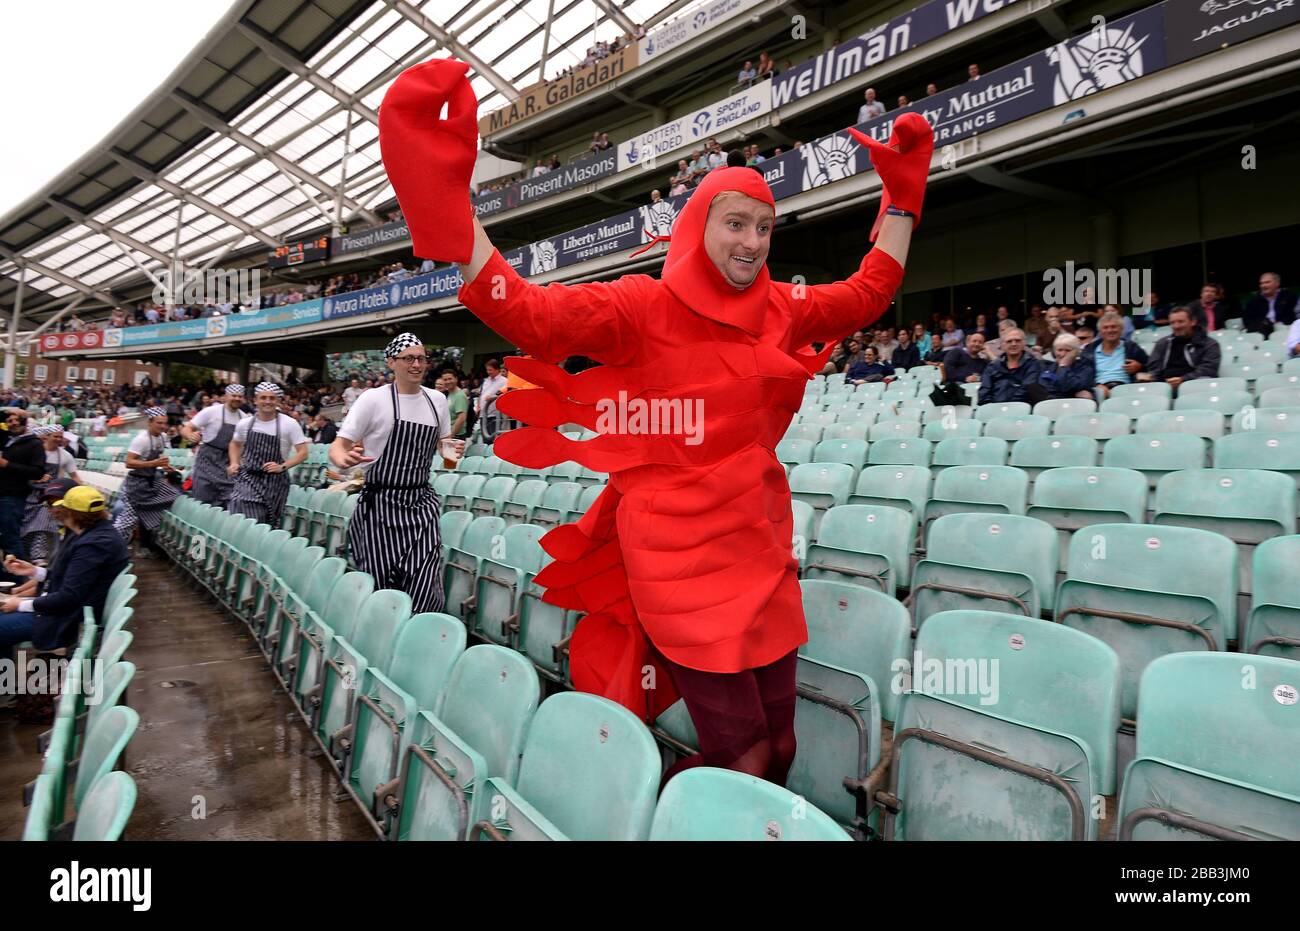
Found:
<box><xmin>443</xmin><ymin>516</ymin><xmax>507</xmax><ymax>621</ymax></box>
<box><xmin>882</xmin><ymin>611</ymin><xmax>1120</xmax><ymax>840</ymax></box>
<box><xmin>822</xmin><ymin>422</ymin><xmax>871</xmax><ymax>441</ymax></box>
<box><xmin>1008</xmin><ymin>436</ymin><xmax>1098</xmax><ymax>481</ymax></box>
<box><xmin>70</xmin><ymin>771</ymin><xmax>137</xmax><ymax>842</ymax></box>
<box><xmin>1027</xmin><ymin>466</ymin><xmax>1148</xmax><ymax>566</ymax></box>
<box><xmin>982</xmin><ymin>414</ymin><xmax>1052</xmax><ymax>442</ymax></box>
<box><xmin>72</xmin><ymin>705</ymin><xmax>140</xmax><ymax>815</ymax></box>
<box><xmin>1173</xmin><ymin>389</ymin><xmax>1253</xmax><ymax>418</ymax></box>
<box><xmin>1101</xmin><ymin>432</ymin><xmax>1207</xmax><ymax>490</ymax></box>
<box><xmin>804</xmin><ymin>504</ymin><xmax>913</xmax><ymax>596</ymax></box>
<box><xmin>930</xmin><ymin>437</ymin><xmax>1008</xmax><ymax>471</ymax></box>
<box><xmin>1178</xmin><ymin>377</ymin><xmax>1247</xmax><ymax>395</ymax></box>
<box><xmin>1234</xmin><ymin>406</ymin><xmax>1300</xmax><ymax>433</ymax></box>
<box><xmin>345</xmin><ymin>612</ymin><xmax>466</xmax><ymax>832</ymax></box>
<box><xmin>292</xmin><ymin>570</ymin><xmax>375</xmax><ymax>716</ymax></box>
<box><xmin>776</xmin><ymin>438</ymin><xmax>815</xmax><ymax>469</ymax></box>
<box><xmin>439</xmin><ymin>510</ymin><xmax>473</xmax><ymax>553</ymax></box>
<box><xmin>812</xmin><ymin>439</ymin><xmax>869</xmax><ymax>475</ymax></box>
<box><xmin>1052</xmin><ymin>412</ymin><xmax>1131</xmax><ymax>440</ymax></box>
<box><xmin>1260</xmin><ymin>386</ymin><xmax>1300</xmax><ymax>408</ymax></box>
<box><xmin>788</xmin><ymin>463</ymin><xmax>854</xmax><ymax>532</ymax></box>
<box><xmin>1152</xmin><ymin>468</ymin><xmax>1296</xmax><ymax>626</ymax></box>
<box><xmin>1033</xmin><ymin>398</ymin><xmax>1097</xmax><ymax>420</ymax></box>
<box><xmin>394</xmin><ymin>645</ymin><xmax>540</xmax><ymax>841</ymax></box>
<box><xmin>1242</xmin><ymin>535</ymin><xmax>1300</xmax><ymax>658</ymax></box>
<box><xmin>1099</xmin><ymin>395</ymin><xmax>1170</xmax><ymax>417</ymax></box>
<box><xmin>847</xmin><ymin>465</ymin><xmax>931</xmax><ymax>526</ymax></box>
<box><xmin>317</xmin><ymin>590</ymin><xmax>414</xmax><ymax>767</ymax></box>
<box><xmin>1135</xmin><ymin>409</ymin><xmax>1224</xmax><ymax>440</ymax></box>
<box><xmin>784</xmin><ymin>423</ymin><xmax>823</xmax><ymax>445</ymax></box>
<box><xmin>868</xmin><ymin>420</ymin><xmax>922</xmax><ymax>442</ymax></box>
<box><xmin>922</xmin><ymin>419</ymin><xmax>982</xmax><ymax>441</ymax></box>
<box><xmin>866</xmin><ymin>437</ymin><xmax>932</xmax><ymax>467</ymax></box>
<box><xmin>469</xmin><ymin>475</ymin><xmax>517</xmax><ymax>519</ymax></box>
<box><xmin>911</xmin><ymin>513</ymin><xmax>1058</xmax><ymax>626</ymax></box>
<box><xmin>473</xmin><ymin>523</ymin><xmax>547</xmax><ymax>647</ymax></box>
<box><xmin>271</xmin><ymin>555</ymin><xmax>347</xmax><ymax>683</ymax></box>
<box><xmin>1117</xmin><ymin>653</ymin><xmax>1300</xmax><ymax>840</ymax></box>
<box><xmin>651</xmin><ymin>768</ymin><xmax>848</xmax><ymax>841</ymax></box>
<box><xmin>923</xmin><ymin>465</ymin><xmax>1028</xmax><ymax>534</ymax></box>
<box><xmin>921</xmin><ymin>404</ymin><xmax>973</xmax><ymax>423</ymax></box>
<box><xmin>976</xmin><ymin>402</ymin><xmax>1031</xmax><ymax>421</ymax></box>
<box><xmin>1214</xmin><ymin>432</ymin><xmax>1300</xmax><ymax>487</ymax></box>
<box><xmin>499</xmin><ymin>479</ymin><xmax>548</xmax><ymax>526</ymax></box>
<box><xmin>1055</xmin><ymin>523</ymin><xmax>1236</xmax><ymax>720</ymax></box>
<box><xmin>474</xmin><ymin>692</ymin><xmax>660</xmax><ymax>841</ymax></box>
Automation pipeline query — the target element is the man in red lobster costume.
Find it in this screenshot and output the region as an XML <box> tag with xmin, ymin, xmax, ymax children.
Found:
<box><xmin>379</xmin><ymin>59</ymin><xmax>933</xmax><ymax>787</ymax></box>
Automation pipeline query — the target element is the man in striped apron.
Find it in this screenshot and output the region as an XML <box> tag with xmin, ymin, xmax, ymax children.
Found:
<box><xmin>332</xmin><ymin>334</ymin><xmax>463</xmax><ymax>614</ymax></box>
<box><xmin>183</xmin><ymin>384</ymin><xmax>247</xmax><ymax>508</ymax></box>
<box><xmin>114</xmin><ymin>406</ymin><xmax>183</xmax><ymax>552</ymax></box>
<box><xmin>227</xmin><ymin>382</ymin><xmax>308</xmax><ymax>527</ymax></box>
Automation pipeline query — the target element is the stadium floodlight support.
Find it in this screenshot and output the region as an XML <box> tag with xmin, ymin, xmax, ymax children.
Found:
<box><xmin>333</xmin><ymin>115</ymin><xmax>355</xmax><ymax>237</ymax></box>
<box><xmin>108</xmin><ymin>152</ymin><xmax>279</xmax><ymax>249</ymax></box>
<box><xmin>3</xmin><ymin>267</ymin><xmax>25</xmax><ymax>389</ymax></box>
<box><xmin>539</xmin><ymin>0</ymin><xmax>557</xmax><ymax>79</ymax></box>
<box><xmin>234</xmin><ymin>22</ymin><xmax>380</xmax><ymax>125</ymax></box>
<box><xmin>383</xmin><ymin>0</ymin><xmax>519</xmax><ymax>101</ymax></box>
<box><xmin>44</xmin><ymin>197</ymin><xmax>175</xmax><ymax>269</ymax></box>
<box><xmin>170</xmin><ymin>91</ymin><xmax>385</xmax><ymax>228</ymax></box>
<box><xmin>590</xmin><ymin>0</ymin><xmax>639</xmax><ymax>36</ymax></box>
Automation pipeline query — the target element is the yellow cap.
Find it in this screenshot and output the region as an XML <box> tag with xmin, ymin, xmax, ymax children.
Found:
<box><xmin>54</xmin><ymin>485</ymin><xmax>106</xmax><ymax>513</ymax></box>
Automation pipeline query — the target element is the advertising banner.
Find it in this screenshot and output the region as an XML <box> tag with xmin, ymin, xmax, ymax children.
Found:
<box><xmin>1162</xmin><ymin>0</ymin><xmax>1300</xmax><ymax>64</ymax></box>
<box><xmin>617</xmin><ymin>84</ymin><xmax>772</xmax><ymax>171</ymax></box>
<box><xmin>41</xmin><ymin>331</ymin><xmax>102</xmax><ymax>353</ymax></box>
<box><xmin>331</xmin><ymin>219</ymin><xmax>411</xmax><ymax>257</ymax></box>
<box><xmin>639</xmin><ymin>0</ymin><xmax>767</xmax><ymax>62</ymax></box>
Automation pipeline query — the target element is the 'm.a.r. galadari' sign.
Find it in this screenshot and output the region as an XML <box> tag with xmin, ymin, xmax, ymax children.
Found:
<box><xmin>479</xmin><ymin>44</ymin><xmax>637</xmax><ymax>136</ymax></box>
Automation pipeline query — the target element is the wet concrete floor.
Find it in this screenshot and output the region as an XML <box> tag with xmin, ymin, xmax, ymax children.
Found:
<box><xmin>0</xmin><ymin>552</ymin><xmax>374</xmax><ymax>840</ymax></box>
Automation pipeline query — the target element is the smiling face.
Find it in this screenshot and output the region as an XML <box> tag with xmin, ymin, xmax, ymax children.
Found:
<box><xmin>703</xmin><ymin>193</ymin><xmax>773</xmax><ymax>290</ymax></box>
<box><xmin>253</xmin><ymin>391</ymin><xmax>280</xmax><ymax>417</ymax></box>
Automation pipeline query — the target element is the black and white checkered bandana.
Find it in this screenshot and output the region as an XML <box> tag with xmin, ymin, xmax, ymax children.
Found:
<box><xmin>143</xmin><ymin>406</ymin><xmax>166</xmax><ymax>419</ymax></box>
<box><xmin>254</xmin><ymin>382</ymin><xmax>283</xmax><ymax>396</ymax></box>
<box><xmin>384</xmin><ymin>332</ymin><xmax>423</xmax><ymax>359</ymax></box>
<box><xmin>225</xmin><ymin>384</ymin><xmax>245</xmax><ymax>396</ymax></box>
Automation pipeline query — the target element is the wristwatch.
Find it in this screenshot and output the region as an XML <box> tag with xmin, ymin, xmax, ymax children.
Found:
<box><xmin>885</xmin><ymin>205</ymin><xmax>916</xmax><ymax>220</ymax></box>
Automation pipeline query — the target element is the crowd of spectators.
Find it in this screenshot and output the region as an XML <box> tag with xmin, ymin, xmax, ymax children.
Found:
<box><xmin>821</xmin><ymin>270</ymin><xmax>1297</xmax><ymax>405</ymax></box>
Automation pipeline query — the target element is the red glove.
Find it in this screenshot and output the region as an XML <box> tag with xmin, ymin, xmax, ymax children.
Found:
<box><xmin>379</xmin><ymin>59</ymin><xmax>480</xmax><ymax>263</ymax></box>
<box><xmin>847</xmin><ymin>112</ymin><xmax>935</xmax><ymax>242</ymax></box>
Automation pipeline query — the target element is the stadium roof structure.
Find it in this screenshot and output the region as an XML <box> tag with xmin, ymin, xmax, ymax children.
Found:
<box><xmin>0</xmin><ymin>0</ymin><xmax>690</xmax><ymax>333</ymax></box>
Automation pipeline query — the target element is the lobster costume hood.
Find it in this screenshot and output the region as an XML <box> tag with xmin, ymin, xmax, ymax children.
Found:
<box><xmin>380</xmin><ymin>59</ymin><xmax>928</xmax><ymax>722</ymax></box>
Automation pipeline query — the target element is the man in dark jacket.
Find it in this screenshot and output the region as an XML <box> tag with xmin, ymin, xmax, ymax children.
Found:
<box><xmin>979</xmin><ymin>329</ymin><xmax>1044</xmax><ymax>404</ymax></box>
<box><xmin>1082</xmin><ymin>311</ymin><xmax>1150</xmax><ymax>398</ymax></box>
<box><xmin>890</xmin><ymin>328</ymin><xmax>923</xmax><ymax>371</ymax></box>
<box><xmin>0</xmin><ymin>485</ymin><xmax>129</xmax><ymax>652</ymax></box>
<box><xmin>1236</xmin><ymin>273</ymin><xmax>1296</xmax><ymax>335</ymax></box>
<box><xmin>940</xmin><ymin>331</ymin><xmax>989</xmax><ymax>384</ymax></box>
<box><xmin>1185</xmin><ymin>284</ymin><xmax>1236</xmax><ymax>332</ymax></box>
<box><xmin>1140</xmin><ymin>307</ymin><xmax>1221</xmax><ymax>391</ymax></box>
<box><xmin>0</xmin><ymin>413</ymin><xmax>48</xmax><ymax>562</ymax></box>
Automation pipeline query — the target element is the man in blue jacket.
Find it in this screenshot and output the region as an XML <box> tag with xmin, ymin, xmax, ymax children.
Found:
<box><xmin>0</xmin><ymin>485</ymin><xmax>129</xmax><ymax>653</ymax></box>
<box><xmin>979</xmin><ymin>328</ymin><xmax>1044</xmax><ymax>404</ymax></box>
<box><xmin>1082</xmin><ymin>311</ymin><xmax>1149</xmax><ymax>399</ymax></box>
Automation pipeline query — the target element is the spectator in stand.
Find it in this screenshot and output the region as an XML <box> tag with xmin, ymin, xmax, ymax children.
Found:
<box><xmin>858</xmin><ymin>87</ymin><xmax>885</xmax><ymax>123</ymax></box>
<box><xmin>738</xmin><ymin>60</ymin><xmax>757</xmax><ymax>84</ymax></box>
<box><xmin>925</xmin><ymin>82</ymin><xmax>938</xmax><ymax>96</ymax></box>
<box><xmin>1138</xmin><ymin>290</ymin><xmax>1172</xmax><ymax>328</ymax></box>
<box><xmin>1139</xmin><ymin>306</ymin><xmax>1220</xmax><ymax>392</ymax></box>
<box><xmin>1037</xmin><ymin>333</ymin><xmax>1096</xmax><ymax>399</ymax></box>
<box><xmin>1185</xmin><ymin>283</ymin><xmax>1234</xmax><ymax>332</ymax></box>
<box><xmin>436</xmin><ymin>369</ymin><xmax>469</xmax><ymax>439</ymax></box>
<box><xmin>669</xmin><ymin>173</ymin><xmax>689</xmax><ymax>196</ymax></box>
<box><xmin>1040</xmin><ymin>307</ymin><xmax>1064</xmax><ymax>356</ymax></box>
<box><xmin>872</xmin><ymin>326</ymin><xmax>899</xmax><ymax>363</ymax></box>
<box><xmin>979</xmin><ymin>329</ymin><xmax>1043</xmax><ymax>403</ymax></box>
<box><xmin>688</xmin><ymin>148</ymin><xmax>709</xmax><ymax>181</ymax></box>
<box><xmin>548</xmin><ymin>153</ymin><xmax>562</xmax><ymax>171</ymax></box>
<box><xmin>1023</xmin><ymin>305</ymin><xmax>1049</xmax><ymax>345</ymax></box>
<box><xmin>846</xmin><ymin>346</ymin><xmax>894</xmax><ymax>384</ymax></box>
<box><xmin>595</xmin><ymin>132</ymin><xmax>612</xmax><ymax>151</ymax></box>
<box><xmin>940</xmin><ymin>331</ymin><xmax>988</xmax><ymax>385</ymax></box>
<box><xmin>707</xmin><ymin>139</ymin><xmax>725</xmax><ymax>169</ymax></box>
<box><xmin>587</xmin><ymin>132</ymin><xmax>603</xmax><ymax>154</ymax></box>
<box><xmin>973</xmin><ymin>313</ymin><xmax>992</xmax><ymax>342</ymax></box>
<box><xmin>1084</xmin><ymin>311</ymin><xmax>1149</xmax><ymax>398</ymax></box>
<box><xmin>649</xmin><ymin>189</ymin><xmax>663</xmax><ymax>205</ymax></box>
<box><xmin>1240</xmin><ymin>272</ymin><xmax>1296</xmax><ymax>334</ymax></box>
<box><xmin>0</xmin><ymin>413</ymin><xmax>48</xmax><ymax>563</ymax></box>
<box><xmin>728</xmin><ymin>149</ymin><xmax>748</xmax><ymax>168</ymax></box>
<box><xmin>905</xmin><ymin>323</ymin><xmax>931</xmax><ymax>362</ymax></box>
<box><xmin>984</xmin><ymin>318</ymin><xmax>1019</xmax><ymax>360</ymax></box>
<box><xmin>897</xmin><ymin>95</ymin><xmax>911</xmax><ymax>109</ymax></box>
<box><xmin>892</xmin><ymin>328</ymin><xmax>922</xmax><ymax>370</ymax></box>
<box><xmin>756</xmin><ymin>52</ymin><xmax>775</xmax><ymax>80</ymax></box>
<box><xmin>1073</xmin><ymin>323</ymin><xmax>1096</xmax><ymax>348</ymax></box>
<box><xmin>968</xmin><ymin>63</ymin><xmax>981</xmax><ymax>81</ymax></box>
<box><xmin>938</xmin><ymin>317</ymin><xmax>965</xmax><ymax>351</ymax></box>
<box><xmin>531</xmin><ymin>159</ymin><xmax>550</xmax><ymax>177</ymax></box>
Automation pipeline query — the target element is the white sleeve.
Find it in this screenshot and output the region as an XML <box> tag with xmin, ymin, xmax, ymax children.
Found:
<box><xmin>128</xmin><ymin>431</ymin><xmax>152</xmax><ymax>456</ymax></box>
<box><xmin>430</xmin><ymin>388</ymin><xmax>452</xmax><ymax>440</ymax></box>
<box><xmin>190</xmin><ymin>405</ymin><xmax>215</xmax><ymax>430</ymax></box>
<box><xmin>283</xmin><ymin>416</ymin><xmax>307</xmax><ymax>448</ymax></box>
<box><xmin>338</xmin><ymin>389</ymin><xmax>375</xmax><ymax>442</ymax></box>
<box><xmin>233</xmin><ymin>416</ymin><xmax>253</xmax><ymax>444</ymax></box>
<box><xmin>1287</xmin><ymin>320</ymin><xmax>1300</xmax><ymax>355</ymax></box>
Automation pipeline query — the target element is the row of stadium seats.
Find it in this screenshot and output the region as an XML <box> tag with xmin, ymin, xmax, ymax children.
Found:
<box><xmin>154</xmin><ymin>491</ymin><xmax>1300</xmax><ymax>842</ymax></box>
<box><xmin>800</xmin><ymin>385</ymin><xmax>1300</xmax><ymax>414</ymax></box>
<box><xmin>23</xmin><ymin>570</ymin><xmax>140</xmax><ymax>841</ymax></box>
<box><xmin>156</xmin><ymin>502</ymin><xmax>850</xmax><ymax>839</ymax></box>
